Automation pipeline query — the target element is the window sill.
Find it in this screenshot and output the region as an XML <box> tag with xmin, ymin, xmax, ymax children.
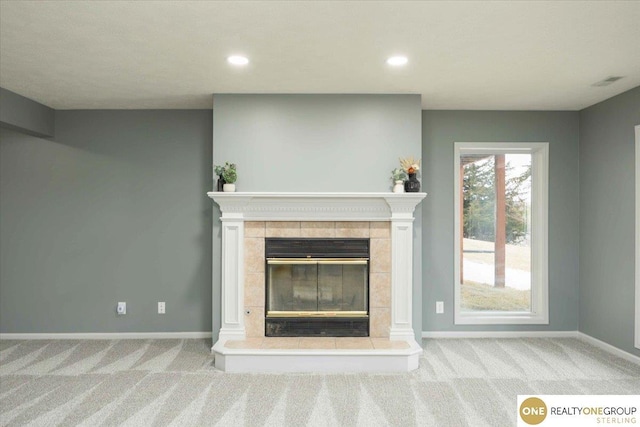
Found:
<box><xmin>454</xmin><ymin>312</ymin><xmax>549</xmax><ymax>325</ymax></box>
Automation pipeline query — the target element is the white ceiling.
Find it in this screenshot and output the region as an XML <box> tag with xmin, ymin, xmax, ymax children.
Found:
<box><xmin>1</xmin><ymin>1</ymin><xmax>639</xmax><ymax>110</ymax></box>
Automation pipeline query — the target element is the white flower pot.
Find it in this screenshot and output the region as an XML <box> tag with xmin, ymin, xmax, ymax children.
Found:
<box><xmin>223</xmin><ymin>183</ymin><xmax>236</xmax><ymax>192</ymax></box>
<box><xmin>393</xmin><ymin>180</ymin><xmax>405</xmax><ymax>193</ymax></box>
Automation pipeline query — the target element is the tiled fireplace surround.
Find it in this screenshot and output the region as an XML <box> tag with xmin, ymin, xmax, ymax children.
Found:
<box><xmin>208</xmin><ymin>192</ymin><xmax>426</xmax><ymax>373</ymax></box>
<box><xmin>243</xmin><ymin>221</ymin><xmax>392</xmax><ymax>339</ymax></box>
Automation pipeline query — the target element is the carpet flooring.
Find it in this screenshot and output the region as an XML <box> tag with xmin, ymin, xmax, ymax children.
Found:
<box><xmin>1</xmin><ymin>338</ymin><xmax>639</xmax><ymax>426</ymax></box>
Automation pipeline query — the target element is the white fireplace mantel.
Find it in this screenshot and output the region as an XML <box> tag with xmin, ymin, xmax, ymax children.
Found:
<box><xmin>207</xmin><ymin>192</ymin><xmax>426</xmax><ymax>372</ymax></box>
<box><xmin>207</xmin><ymin>192</ymin><xmax>426</xmax><ymax>222</ymax></box>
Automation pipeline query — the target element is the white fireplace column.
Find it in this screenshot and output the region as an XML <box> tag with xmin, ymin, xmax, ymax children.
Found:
<box><xmin>214</xmin><ymin>196</ymin><xmax>253</xmax><ymax>341</ymax></box>
<box><xmin>209</xmin><ymin>192</ymin><xmax>426</xmax><ymax>345</ymax></box>
<box><xmin>385</xmin><ymin>197</ymin><xmax>422</xmax><ymax>341</ymax></box>
<box><xmin>218</xmin><ymin>217</ymin><xmax>245</xmax><ymax>341</ymax></box>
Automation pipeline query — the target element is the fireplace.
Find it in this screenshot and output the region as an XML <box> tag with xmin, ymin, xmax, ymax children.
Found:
<box><xmin>207</xmin><ymin>192</ymin><xmax>426</xmax><ymax>373</ymax></box>
<box><xmin>265</xmin><ymin>238</ymin><xmax>369</xmax><ymax>337</ymax></box>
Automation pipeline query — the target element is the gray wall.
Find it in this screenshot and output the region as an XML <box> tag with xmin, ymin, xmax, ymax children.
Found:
<box><xmin>1</xmin><ymin>88</ymin><xmax>637</xmax><ymax>358</ymax></box>
<box><xmin>579</xmin><ymin>86</ymin><xmax>640</xmax><ymax>356</ymax></box>
<box><xmin>212</xmin><ymin>94</ymin><xmax>423</xmax><ymax>340</ymax></box>
<box><xmin>0</xmin><ymin>110</ymin><xmax>213</xmax><ymax>333</ymax></box>
<box><xmin>212</xmin><ymin>94</ymin><xmax>422</xmax><ymax>192</ymax></box>
<box><xmin>421</xmin><ymin>111</ymin><xmax>580</xmax><ymax>332</ymax></box>
<box><xmin>1</xmin><ymin>88</ymin><xmax>55</xmax><ymax>137</ymax></box>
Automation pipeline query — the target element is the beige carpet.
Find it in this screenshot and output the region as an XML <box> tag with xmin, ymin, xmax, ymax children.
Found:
<box><xmin>1</xmin><ymin>338</ymin><xmax>639</xmax><ymax>426</ymax></box>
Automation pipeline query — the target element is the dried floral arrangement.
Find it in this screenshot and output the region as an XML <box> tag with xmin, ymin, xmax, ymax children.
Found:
<box><xmin>399</xmin><ymin>157</ymin><xmax>421</xmax><ymax>174</ymax></box>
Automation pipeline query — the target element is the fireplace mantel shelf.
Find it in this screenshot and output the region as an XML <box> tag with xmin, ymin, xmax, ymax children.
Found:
<box><xmin>207</xmin><ymin>191</ymin><xmax>427</xmax><ymax>197</ymax></box>
<box><xmin>207</xmin><ymin>191</ymin><xmax>427</xmax><ymax>221</ymax></box>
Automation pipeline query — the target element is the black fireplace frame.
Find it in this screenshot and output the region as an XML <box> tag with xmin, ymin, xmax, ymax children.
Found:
<box><xmin>264</xmin><ymin>238</ymin><xmax>370</xmax><ymax>337</ymax></box>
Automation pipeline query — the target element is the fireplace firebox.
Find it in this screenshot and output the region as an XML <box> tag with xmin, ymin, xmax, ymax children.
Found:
<box><xmin>265</xmin><ymin>238</ymin><xmax>369</xmax><ymax>337</ymax></box>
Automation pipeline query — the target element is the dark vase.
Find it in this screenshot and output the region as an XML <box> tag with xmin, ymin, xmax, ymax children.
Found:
<box><xmin>404</xmin><ymin>173</ymin><xmax>421</xmax><ymax>192</ymax></box>
<box><xmin>217</xmin><ymin>176</ymin><xmax>226</xmax><ymax>192</ymax></box>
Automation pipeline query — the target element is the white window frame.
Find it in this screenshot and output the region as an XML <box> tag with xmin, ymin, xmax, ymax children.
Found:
<box><xmin>635</xmin><ymin>125</ymin><xmax>640</xmax><ymax>349</ymax></box>
<box><xmin>454</xmin><ymin>142</ymin><xmax>549</xmax><ymax>325</ymax></box>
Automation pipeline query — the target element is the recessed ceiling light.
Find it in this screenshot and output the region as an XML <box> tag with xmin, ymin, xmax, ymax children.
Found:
<box><xmin>227</xmin><ymin>55</ymin><xmax>249</xmax><ymax>66</ymax></box>
<box><xmin>386</xmin><ymin>56</ymin><xmax>408</xmax><ymax>66</ymax></box>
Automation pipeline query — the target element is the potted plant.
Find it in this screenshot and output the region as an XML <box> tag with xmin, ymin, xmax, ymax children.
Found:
<box><xmin>221</xmin><ymin>162</ymin><xmax>237</xmax><ymax>192</ymax></box>
<box><xmin>391</xmin><ymin>168</ymin><xmax>407</xmax><ymax>193</ymax></box>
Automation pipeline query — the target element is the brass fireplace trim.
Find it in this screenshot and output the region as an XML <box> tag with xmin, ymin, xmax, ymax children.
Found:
<box><xmin>267</xmin><ymin>311</ymin><xmax>368</xmax><ymax>318</ymax></box>
<box><xmin>267</xmin><ymin>258</ymin><xmax>368</xmax><ymax>265</ymax></box>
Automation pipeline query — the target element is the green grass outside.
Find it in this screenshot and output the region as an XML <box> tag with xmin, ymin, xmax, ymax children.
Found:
<box><xmin>461</xmin><ymin>280</ymin><xmax>530</xmax><ymax>312</ymax></box>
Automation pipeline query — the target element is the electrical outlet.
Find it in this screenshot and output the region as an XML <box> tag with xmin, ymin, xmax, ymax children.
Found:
<box><xmin>436</xmin><ymin>301</ymin><xmax>444</xmax><ymax>314</ymax></box>
<box><xmin>158</xmin><ymin>302</ymin><xmax>165</xmax><ymax>314</ymax></box>
<box><xmin>117</xmin><ymin>302</ymin><xmax>126</xmax><ymax>315</ymax></box>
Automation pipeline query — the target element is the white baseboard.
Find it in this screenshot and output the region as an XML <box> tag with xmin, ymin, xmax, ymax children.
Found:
<box><xmin>0</xmin><ymin>332</ymin><xmax>212</xmax><ymax>340</ymax></box>
<box><xmin>421</xmin><ymin>330</ymin><xmax>578</xmax><ymax>339</ymax></box>
<box><xmin>576</xmin><ymin>332</ymin><xmax>640</xmax><ymax>365</ymax></box>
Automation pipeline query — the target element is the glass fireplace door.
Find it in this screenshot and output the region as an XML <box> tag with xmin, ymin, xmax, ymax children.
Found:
<box><xmin>266</xmin><ymin>259</ymin><xmax>368</xmax><ymax>317</ymax></box>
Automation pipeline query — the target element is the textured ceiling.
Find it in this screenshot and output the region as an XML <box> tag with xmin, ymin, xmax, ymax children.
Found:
<box><xmin>1</xmin><ymin>1</ymin><xmax>639</xmax><ymax>110</ymax></box>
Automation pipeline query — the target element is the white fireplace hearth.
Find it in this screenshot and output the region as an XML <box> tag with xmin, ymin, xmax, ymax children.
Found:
<box><xmin>208</xmin><ymin>192</ymin><xmax>426</xmax><ymax>373</ymax></box>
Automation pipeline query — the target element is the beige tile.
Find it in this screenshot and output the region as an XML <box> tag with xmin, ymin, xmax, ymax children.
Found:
<box><xmin>224</xmin><ymin>338</ymin><xmax>264</xmax><ymax>349</ymax></box>
<box><xmin>370</xmin><ymin>239</ymin><xmax>391</xmax><ymax>273</ymax></box>
<box><xmin>298</xmin><ymin>337</ymin><xmax>336</xmax><ymax>349</ymax></box>
<box><xmin>261</xmin><ymin>337</ymin><xmax>300</xmax><ymax>349</ymax></box>
<box><xmin>369</xmin><ymin>273</ymin><xmax>391</xmax><ymax>308</ymax></box>
<box><xmin>300</xmin><ymin>221</ymin><xmax>336</xmax><ymax>238</ymax></box>
<box><xmin>369</xmin><ymin>307</ymin><xmax>391</xmax><ymax>338</ymax></box>
<box><xmin>245</xmin><ymin>306</ymin><xmax>265</xmax><ymax>338</ymax></box>
<box><xmin>244</xmin><ymin>273</ymin><xmax>265</xmax><ymax>307</ymax></box>
<box><xmin>266</xmin><ymin>222</ymin><xmax>301</xmax><ymax>238</ymax></box>
<box><xmin>244</xmin><ymin>238</ymin><xmax>265</xmax><ymax>273</ymax></box>
<box><xmin>245</xmin><ymin>221</ymin><xmax>266</xmax><ymax>238</ymax></box>
<box><xmin>369</xmin><ymin>222</ymin><xmax>391</xmax><ymax>238</ymax></box>
<box><xmin>371</xmin><ymin>339</ymin><xmax>410</xmax><ymax>350</ymax></box>
<box><xmin>335</xmin><ymin>337</ymin><xmax>374</xmax><ymax>350</ymax></box>
<box><xmin>335</xmin><ymin>222</ymin><xmax>370</xmax><ymax>238</ymax></box>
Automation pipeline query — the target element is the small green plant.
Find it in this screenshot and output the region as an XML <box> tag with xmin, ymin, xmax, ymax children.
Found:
<box><xmin>221</xmin><ymin>162</ymin><xmax>237</xmax><ymax>184</ymax></box>
<box><xmin>214</xmin><ymin>162</ymin><xmax>237</xmax><ymax>183</ymax></box>
<box><xmin>391</xmin><ymin>167</ymin><xmax>407</xmax><ymax>182</ymax></box>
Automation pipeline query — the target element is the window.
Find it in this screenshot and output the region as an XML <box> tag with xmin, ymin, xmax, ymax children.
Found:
<box><xmin>454</xmin><ymin>142</ymin><xmax>549</xmax><ymax>324</ymax></box>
